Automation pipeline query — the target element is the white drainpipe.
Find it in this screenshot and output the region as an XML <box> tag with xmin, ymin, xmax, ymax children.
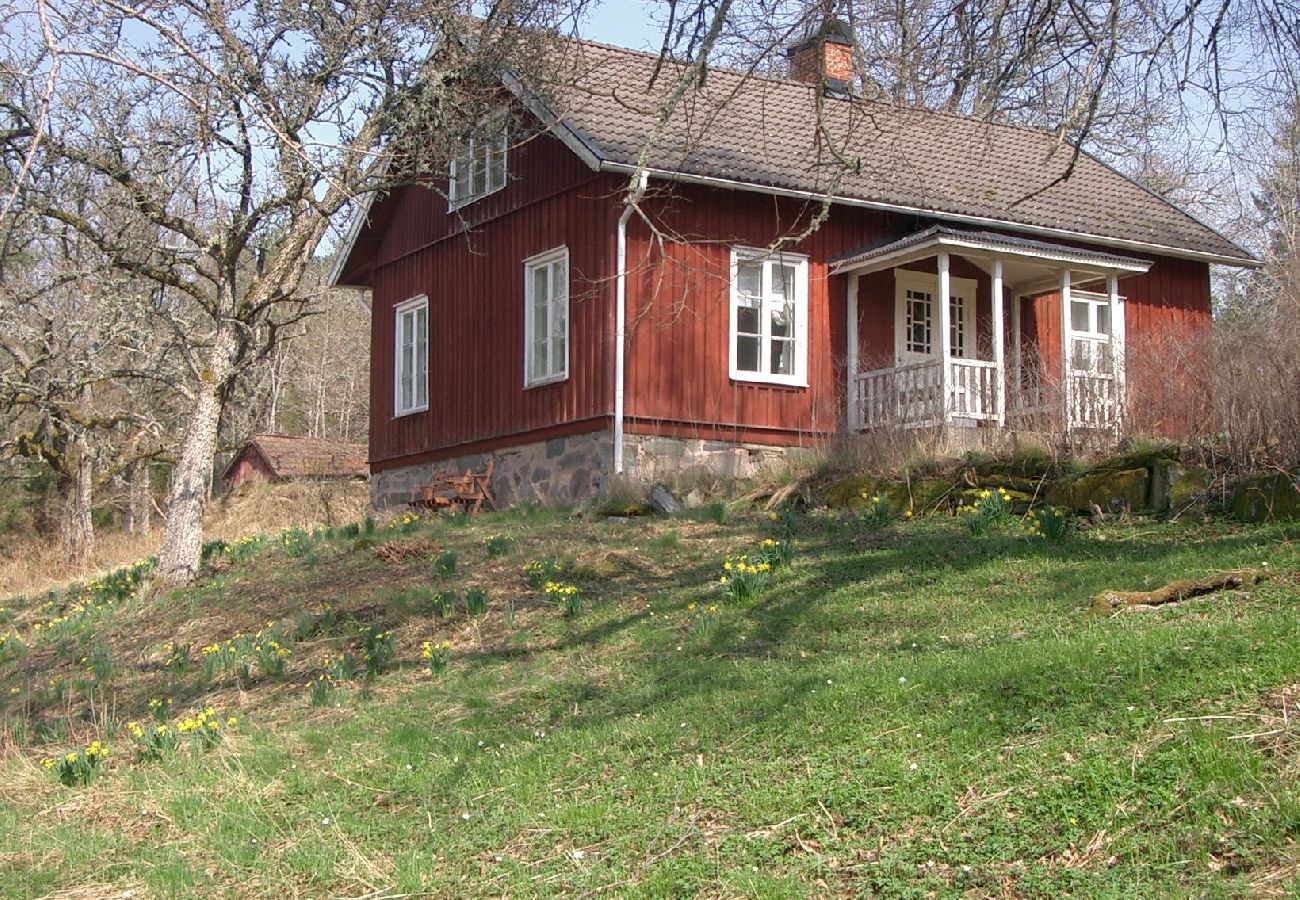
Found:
<box><xmin>613</xmin><ymin>171</ymin><xmax>649</xmax><ymax>475</ymax></box>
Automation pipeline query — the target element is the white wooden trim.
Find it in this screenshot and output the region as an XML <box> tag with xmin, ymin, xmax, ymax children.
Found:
<box><xmin>1010</xmin><ymin>293</ymin><xmax>1022</xmax><ymax>401</ymax></box>
<box><xmin>728</xmin><ymin>247</ymin><xmax>810</xmax><ymax>387</ymax></box>
<box><xmin>523</xmin><ymin>245</ymin><xmax>570</xmax><ymax>388</ymax></box>
<box><xmin>846</xmin><ymin>273</ymin><xmax>859</xmax><ymax>430</ymax></box>
<box><xmin>1109</xmin><ymin>273</ymin><xmax>1125</xmax><ymax>430</ymax></box>
<box><xmin>992</xmin><ymin>259</ymin><xmax>1006</xmax><ymax>426</ymax></box>
<box><xmin>393</xmin><ymin>294</ymin><xmax>429</xmax><ymax>417</ymax></box>
<box><xmin>1060</xmin><ymin>270</ymin><xmax>1072</xmax><ymax>427</ymax></box>
<box><xmin>938</xmin><ymin>253</ymin><xmax>952</xmax><ymax>419</ymax></box>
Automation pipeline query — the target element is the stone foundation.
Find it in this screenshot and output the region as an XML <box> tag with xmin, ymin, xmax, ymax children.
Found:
<box><xmin>369</xmin><ymin>430</ymin><xmax>803</xmax><ymax>510</ymax></box>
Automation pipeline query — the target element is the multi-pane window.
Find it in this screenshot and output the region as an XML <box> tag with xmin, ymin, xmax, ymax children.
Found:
<box><xmin>524</xmin><ymin>247</ymin><xmax>569</xmax><ymax>387</ymax></box>
<box><xmin>394</xmin><ymin>295</ymin><xmax>428</xmax><ymax>416</ymax></box>
<box><xmin>730</xmin><ymin>249</ymin><xmax>808</xmax><ymax>385</ymax></box>
<box><xmin>895</xmin><ymin>271</ymin><xmax>975</xmax><ymax>361</ymax></box>
<box><xmin>449</xmin><ymin>116</ymin><xmax>507</xmax><ymax>208</ymax></box>
<box><xmin>1069</xmin><ymin>292</ymin><xmax>1114</xmax><ymax>374</ymax></box>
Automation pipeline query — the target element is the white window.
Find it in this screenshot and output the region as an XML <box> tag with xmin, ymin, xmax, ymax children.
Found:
<box><xmin>449</xmin><ymin>115</ymin><xmax>507</xmax><ymax>209</ymax></box>
<box><xmin>1069</xmin><ymin>291</ymin><xmax>1114</xmax><ymax>374</ymax></box>
<box><xmin>394</xmin><ymin>295</ymin><xmax>428</xmax><ymax>416</ymax></box>
<box><xmin>524</xmin><ymin>246</ymin><xmax>569</xmax><ymax>387</ymax></box>
<box><xmin>729</xmin><ymin>248</ymin><xmax>809</xmax><ymax>386</ymax></box>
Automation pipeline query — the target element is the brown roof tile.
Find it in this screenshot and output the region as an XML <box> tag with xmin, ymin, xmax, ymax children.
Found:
<box><xmin>536</xmin><ymin>39</ymin><xmax>1253</xmax><ymax>264</ymax></box>
<box><xmin>230</xmin><ymin>435</ymin><xmax>368</xmax><ymax>481</ymax></box>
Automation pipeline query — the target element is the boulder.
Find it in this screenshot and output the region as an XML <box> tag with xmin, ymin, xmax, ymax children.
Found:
<box><xmin>683</xmin><ymin>488</ymin><xmax>705</xmax><ymax>509</ymax></box>
<box><xmin>1047</xmin><ymin>468</ymin><xmax>1150</xmax><ymax>514</ymax></box>
<box><xmin>825</xmin><ymin>477</ymin><xmax>878</xmax><ymax>509</ymax></box>
<box><xmin>649</xmin><ymin>484</ymin><xmax>683</xmax><ymax>515</ymax></box>
<box><xmin>1231</xmin><ymin>472</ymin><xmax>1300</xmax><ymax>523</ymax></box>
<box><xmin>1152</xmin><ymin>463</ymin><xmax>1212</xmax><ymax>514</ymax></box>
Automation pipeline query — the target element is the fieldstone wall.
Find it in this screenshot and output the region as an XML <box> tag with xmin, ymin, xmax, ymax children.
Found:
<box><xmin>621</xmin><ymin>435</ymin><xmax>795</xmax><ymax>483</ymax></box>
<box><xmin>370</xmin><ymin>430</ymin><xmax>802</xmax><ymax>510</ymax></box>
<box><xmin>370</xmin><ymin>431</ymin><xmax>614</xmax><ymax>510</ymax></box>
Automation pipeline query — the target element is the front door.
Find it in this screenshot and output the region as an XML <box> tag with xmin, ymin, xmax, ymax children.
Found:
<box><xmin>894</xmin><ymin>269</ymin><xmax>977</xmax><ymax>366</ymax></box>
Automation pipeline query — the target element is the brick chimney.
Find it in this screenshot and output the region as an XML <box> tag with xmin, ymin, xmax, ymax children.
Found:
<box><xmin>786</xmin><ymin>18</ymin><xmax>855</xmax><ymax>95</ymax></box>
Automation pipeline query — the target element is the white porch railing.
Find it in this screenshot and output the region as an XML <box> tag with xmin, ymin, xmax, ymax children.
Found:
<box><xmin>853</xmin><ymin>358</ymin><xmax>1001</xmax><ymax>429</ymax></box>
<box><xmin>853</xmin><ymin>360</ymin><xmax>1119</xmax><ymax>432</ymax></box>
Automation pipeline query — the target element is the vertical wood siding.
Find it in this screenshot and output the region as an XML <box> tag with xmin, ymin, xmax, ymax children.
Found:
<box><xmin>368</xmin><ymin>150</ymin><xmax>1216</xmax><ymax>465</ymax></box>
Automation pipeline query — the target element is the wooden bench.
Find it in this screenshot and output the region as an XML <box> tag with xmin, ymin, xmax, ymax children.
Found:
<box><xmin>412</xmin><ymin>461</ymin><xmax>496</xmax><ymax>514</ymax></box>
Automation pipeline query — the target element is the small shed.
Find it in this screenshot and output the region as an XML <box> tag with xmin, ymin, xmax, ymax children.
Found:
<box><xmin>223</xmin><ymin>435</ymin><xmax>368</xmax><ymax>488</ymax></box>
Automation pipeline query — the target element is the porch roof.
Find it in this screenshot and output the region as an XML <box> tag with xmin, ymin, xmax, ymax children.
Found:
<box><xmin>829</xmin><ymin>225</ymin><xmax>1153</xmax><ymax>294</ymax></box>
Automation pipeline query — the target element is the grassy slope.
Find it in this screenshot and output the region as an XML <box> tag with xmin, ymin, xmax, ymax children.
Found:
<box><xmin>1</xmin><ymin>505</ymin><xmax>1300</xmax><ymax>898</ymax></box>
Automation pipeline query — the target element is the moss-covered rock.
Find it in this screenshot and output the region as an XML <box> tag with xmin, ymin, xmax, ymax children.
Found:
<box><xmin>596</xmin><ymin>500</ymin><xmax>653</xmax><ymax>518</ymax></box>
<box><xmin>969</xmin><ymin>447</ymin><xmax>1059</xmax><ymax>480</ymax></box>
<box><xmin>1090</xmin><ymin>443</ymin><xmax>1180</xmax><ymax>473</ymax></box>
<box><xmin>1157</xmin><ymin>464</ymin><xmax>1212</xmax><ymax>513</ymax></box>
<box><xmin>1047</xmin><ymin>468</ymin><xmax>1151</xmax><ymax>514</ymax></box>
<box><xmin>824</xmin><ymin>477</ymin><xmax>878</xmax><ymax>510</ymax></box>
<box><xmin>909</xmin><ymin>478</ymin><xmax>956</xmax><ymax>513</ymax></box>
<box><xmin>1231</xmin><ymin>473</ymin><xmax>1300</xmax><ymax>523</ymax></box>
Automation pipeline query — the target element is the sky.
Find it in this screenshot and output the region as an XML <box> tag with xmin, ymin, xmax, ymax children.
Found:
<box><xmin>577</xmin><ymin>0</ymin><xmax>667</xmax><ymax>53</ymax></box>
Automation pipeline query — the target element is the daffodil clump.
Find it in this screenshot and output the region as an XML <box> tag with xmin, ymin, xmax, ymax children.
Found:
<box><xmin>755</xmin><ymin>536</ymin><xmax>796</xmax><ymax>570</ymax></box>
<box><xmin>687</xmin><ymin>602</ymin><xmax>720</xmax><ymax>635</ymax></box>
<box><xmin>959</xmin><ymin>486</ymin><xmax>1015</xmax><ymax>535</ymax></box>
<box><xmin>278</xmin><ymin>526</ymin><xmax>313</xmax><ymax>557</ymax></box>
<box><xmin>422</xmin><ymin>639</ymin><xmax>452</xmax><ymax>674</ymax></box>
<box><xmin>0</xmin><ymin>630</ymin><xmax>23</xmax><ymax>662</ymax></box>
<box><xmin>308</xmin><ymin>673</ymin><xmax>337</xmax><ymax>706</ymax></box>
<box><xmin>200</xmin><ymin>626</ymin><xmax>294</xmax><ymax>683</ymax></box>
<box><xmin>175</xmin><ymin>706</ymin><xmax>236</xmax><ymax>750</ymax></box>
<box><xmin>544</xmin><ymin>581</ymin><xmax>583</xmax><ymax>617</ymax></box>
<box><xmin>148</xmin><ymin>696</ymin><xmax>173</xmax><ymax>723</ymax></box>
<box><xmin>464</xmin><ymin>587</ymin><xmax>488</xmax><ymax>616</ymax></box>
<box><xmin>358</xmin><ymin>623</ymin><xmax>395</xmax><ymax>677</ymax></box>
<box><xmin>858</xmin><ymin>491</ymin><xmax>895</xmax><ymax>531</ymax></box>
<box><xmin>126</xmin><ymin>719</ymin><xmax>180</xmax><ymax>761</ymax></box>
<box><xmin>161</xmin><ymin>641</ymin><xmax>192</xmax><ymax>677</ymax></box>
<box><xmin>202</xmin><ymin>534</ymin><xmax>266</xmax><ymax>566</ymax></box>
<box><xmin>43</xmin><ymin>739</ymin><xmax>108</xmax><ymax>786</ymax></box>
<box><xmin>483</xmin><ymin>533</ymin><xmax>514</xmax><ymax>558</ymax></box>
<box><xmin>719</xmin><ymin>554</ymin><xmax>772</xmax><ymax>602</ymax></box>
<box><xmin>433</xmin><ymin>548</ymin><xmax>459</xmax><ymax>577</ymax></box>
<box><xmin>1024</xmin><ymin>505</ymin><xmax>1072</xmax><ymax>542</ymax></box>
<box><xmin>387</xmin><ymin>511</ymin><xmax>422</xmax><ymax>533</ymax></box>
<box><xmin>200</xmin><ymin>638</ymin><xmax>242</xmax><ymax>679</ymax></box>
<box><xmin>523</xmin><ymin>558</ymin><xmax>560</xmax><ymax>589</ymax></box>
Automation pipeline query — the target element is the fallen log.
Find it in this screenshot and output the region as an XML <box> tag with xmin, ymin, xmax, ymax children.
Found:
<box><xmin>1091</xmin><ymin>569</ymin><xmax>1273</xmax><ymax>614</ymax></box>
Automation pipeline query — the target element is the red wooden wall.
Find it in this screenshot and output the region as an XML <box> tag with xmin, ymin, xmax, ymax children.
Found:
<box><xmin>366</xmin><ymin>131</ymin><xmax>625</xmax><ymax>472</ymax></box>
<box><xmin>362</xmin><ymin>133</ymin><xmax>1217</xmax><ymax>470</ymax></box>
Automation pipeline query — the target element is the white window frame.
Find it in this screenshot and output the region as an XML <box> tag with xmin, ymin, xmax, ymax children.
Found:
<box><xmin>523</xmin><ymin>246</ymin><xmax>570</xmax><ymax>388</ymax></box>
<box><xmin>1068</xmin><ymin>290</ymin><xmax>1115</xmax><ymax>375</ymax></box>
<box><xmin>893</xmin><ymin>269</ymin><xmax>977</xmax><ymax>364</ymax></box>
<box><xmin>448</xmin><ymin>112</ymin><xmax>508</xmax><ymax>211</ymax></box>
<box><xmin>393</xmin><ymin>295</ymin><xmax>429</xmax><ymax>417</ymax></box>
<box><xmin>728</xmin><ymin>247</ymin><xmax>810</xmax><ymax>387</ymax></box>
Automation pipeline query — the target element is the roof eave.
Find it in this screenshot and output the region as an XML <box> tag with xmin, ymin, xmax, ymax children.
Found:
<box><xmin>594</xmin><ymin>160</ymin><xmax>1260</xmax><ymax>268</ymax></box>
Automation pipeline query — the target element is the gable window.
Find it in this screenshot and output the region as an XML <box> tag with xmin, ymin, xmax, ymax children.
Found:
<box><xmin>729</xmin><ymin>248</ymin><xmax>809</xmax><ymax>386</ymax></box>
<box><xmin>394</xmin><ymin>295</ymin><xmax>428</xmax><ymax>416</ymax></box>
<box><xmin>524</xmin><ymin>246</ymin><xmax>569</xmax><ymax>387</ymax></box>
<box><xmin>449</xmin><ymin>115</ymin><xmax>507</xmax><ymax>209</ymax></box>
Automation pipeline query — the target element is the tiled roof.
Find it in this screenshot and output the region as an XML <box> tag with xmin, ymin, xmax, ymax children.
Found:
<box><xmin>533</xmin><ymin>39</ymin><xmax>1254</xmax><ymax>264</ymax></box>
<box><xmin>229</xmin><ymin>435</ymin><xmax>368</xmax><ymax>480</ymax></box>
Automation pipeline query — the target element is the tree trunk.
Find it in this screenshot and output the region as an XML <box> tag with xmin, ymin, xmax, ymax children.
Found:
<box><xmin>125</xmin><ymin>458</ymin><xmax>151</xmax><ymax>535</ymax></box>
<box><xmin>62</xmin><ymin>432</ymin><xmax>95</xmax><ymax>563</ymax></box>
<box><xmin>158</xmin><ymin>329</ymin><xmax>237</xmax><ymax>584</ymax></box>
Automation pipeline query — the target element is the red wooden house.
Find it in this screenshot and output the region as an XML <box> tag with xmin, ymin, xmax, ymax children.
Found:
<box><xmin>331</xmin><ymin>27</ymin><xmax>1257</xmax><ymax>507</ymax></box>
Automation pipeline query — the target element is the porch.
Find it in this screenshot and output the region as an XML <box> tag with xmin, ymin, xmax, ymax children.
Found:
<box><xmin>833</xmin><ymin>226</ymin><xmax>1150</xmax><ymax>435</ymax></box>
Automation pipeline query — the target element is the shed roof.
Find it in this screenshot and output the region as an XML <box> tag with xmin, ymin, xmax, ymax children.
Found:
<box><xmin>224</xmin><ymin>435</ymin><xmax>368</xmax><ymax>482</ymax></box>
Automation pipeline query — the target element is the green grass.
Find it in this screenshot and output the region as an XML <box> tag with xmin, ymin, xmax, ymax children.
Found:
<box><xmin>2</xmin><ymin>506</ymin><xmax>1300</xmax><ymax>897</ymax></box>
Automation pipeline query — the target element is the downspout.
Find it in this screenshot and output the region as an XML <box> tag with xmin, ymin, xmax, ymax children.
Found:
<box><xmin>613</xmin><ymin>171</ymin><xmax>648</xmax><ymax>475</ymax></box>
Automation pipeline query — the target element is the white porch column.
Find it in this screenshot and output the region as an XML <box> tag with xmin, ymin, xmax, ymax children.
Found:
<box><xmin>1060</xmin><ymin>270</ymin><xmax>1073</xmax><ymax>431</ymax></box>
<box><xmin>1108</xmin><ymin>273</ymin><xmax>1125</xmax><ymax>433</ymax></box>
<box><xmin>846</xmin><ymin>273</ymin><xmax>859</xmax><ymax>431</ymax></box>
<box><xmin>992</xmin><ymin>258</ymin><xmax>1006</xmax><ymax>426</ymax></box>
<box><xmin>937</xmin><ymin>252</ymin><xmax>952</xmax><ymax>423</ymax></box>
